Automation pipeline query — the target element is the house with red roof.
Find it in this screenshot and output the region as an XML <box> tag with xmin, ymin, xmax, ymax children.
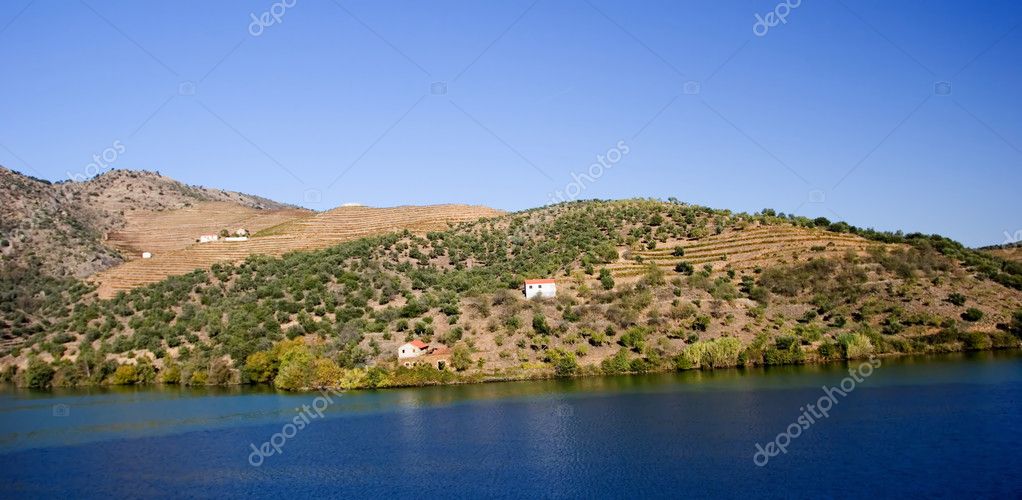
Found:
<box><xmin>398</xmin><ymin>339</ymin><xmax>429</xmax><ymax>359</ymax></box>
<box><xmin>524</xmin><ymin>278</ymin><xmax>557</xmax><ymax>299</ymax></box>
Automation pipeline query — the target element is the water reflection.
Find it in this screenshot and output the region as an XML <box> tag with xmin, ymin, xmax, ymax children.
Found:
<box><xmin>0</xmin><ymin>350</ymin><xmax>1018</xmax><ymax>453</ymax></box>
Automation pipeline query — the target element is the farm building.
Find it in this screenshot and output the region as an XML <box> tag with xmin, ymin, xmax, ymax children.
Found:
<box><xmin>524</xmin><ymin>279</ymin><xmax>556</xmax><ymax>299</ymax></box>
<box><xmin>141</xmin><ymin>252</ymin><xmax>152</xmax><ymax>259</ymax></box>
<box><xmin>198</xmin><ymin>234</ymin><xmax>219</xmax><ymax>243</ymax></box>
<box><xmin>398</xmin><ymin>340</ymin><xmax>429</xmax><ymax>359</ymax></box>
<box><xmin>406</xmin><ymin>346</ymin><xmax>451</xmax><ymax>370</ymax></box>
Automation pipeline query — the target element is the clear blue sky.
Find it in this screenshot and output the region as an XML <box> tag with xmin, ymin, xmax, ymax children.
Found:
<box><xmin>1</xmin><ymin>0</ymin><xmax>1020</xmax><ymax>246</ymax></box>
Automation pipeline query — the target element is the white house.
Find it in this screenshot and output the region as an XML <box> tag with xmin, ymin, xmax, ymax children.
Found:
<box><xmin>524</xmin><ymin>279</ymin><xmax>556</xmax><ymax>299</ymax></box>
<box><xmin>141</xmin><ymin>252</ymin><xmax>152</xmax><ymax>259</ymax></box>
<box><xmin>223</xmin><ymin>236</ymin><xmax>249</xmax><ymax>242</ymax></box>
<box><xmin>398</xmin><ymin>339</ymin><xmax>429</xmax><ymax>359</ymax></box>
<box><xmin>198</xmin><ymin>234</ymin><xmax>219</xmax><ymax>243</ymax></box>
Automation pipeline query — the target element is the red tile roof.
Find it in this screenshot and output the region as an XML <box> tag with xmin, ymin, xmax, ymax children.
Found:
<box><xmin>524</xmin><ymin>279</ymin><xmax>556</xmax><ymax>285</ymax></box>
<box><xmin>409</xmin><ymin>340</ymin><xmax>428</xmax><ymax>349</ymax></box>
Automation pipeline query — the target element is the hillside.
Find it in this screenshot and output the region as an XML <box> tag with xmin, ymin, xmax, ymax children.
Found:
<box><xmin>0</xmin><ymin>167</ymin><xmax>296</xmax><ymax>279</ymax></box>
<box><xmin>90</xmin><ymin>204</ymin><xmax>503</xmax><ymax>297</ymax></box>
<box><xmin>3</xmin><ymin>199</ymin><xmax>1021</xmax><ymax>390</ymax></box>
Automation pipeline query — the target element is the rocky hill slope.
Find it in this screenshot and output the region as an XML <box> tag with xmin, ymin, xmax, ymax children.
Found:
<box><xmin>0</xmin><ymin>167</ymin><xmax>295</xmax><ymax>278</ymax></box>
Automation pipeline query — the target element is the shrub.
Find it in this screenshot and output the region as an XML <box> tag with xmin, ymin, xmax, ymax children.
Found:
<box><xmin>110</xmin><ymin>364</ymin><xmax>138</xmax><ymax>385</ymax></box>
<box><xmin>601</xmin><ymin>348</ymin><xmax>631</xmax><ymax>374</ymax></box>
<box><xmin>619</xmin><ymin>327</ymin><xmax>647</xmax><ymax>351</ymax></box>
<box><xmin>946</xmin><ymin>293</ymin><xmax>966</xmax><ymax>307</ymax></box>
<box><xmin>960</xmin><ymin>308</ymin><xmax>983</xmax><ymax>322</ymax></box>
<box><xmin>546</xmin><ymin>348</ymin><xmax>578</xmax><ymax>376</ymax></box>
<box><xmin>674</xmin><ymin>262</ymin><xmax>694</xmax><ymax>275</ymax></box>
<box><xmin>838</xmin><ymin>333</ymin><xmax>874</xmax><ymax>359</ymax></box>
<box><xmin>599</xmin><ymin>268</ymin><xmax>615</xmax><ymax>290</ymax></box>
<box><xmin>680</xmin><ymin>337</ymin><xmax>742</xmax><ymax>369</ymax></box>
<box><xmin>532</xmin><ymin>314</ymin><xmax>551</xmax><ymax>335</ymax></box>
<box><xmin>451</xmin><ymin>343</ymin><xmax>472</xmax><ymax>371</ymax></box>
<box><xmin>23</xmin><ymin>357</ymin><xmax>54</xmax><ymax>388</ymax></box>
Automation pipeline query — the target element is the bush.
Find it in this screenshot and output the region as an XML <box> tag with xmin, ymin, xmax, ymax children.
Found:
<box><xmin>601</xmin><ymin>349</ymin><xmax>631</xmax><ymax>374</ymax></box>
<box><xmin>838</xmin><ymin>333</ymin><xmax>874</xmax><ymax>360</ymax></box>
<box><xmin>960</xmin><ymin>308</ymin><xmax>983</xmax><ymax>322</ymax></box>
<box><xmin>680</xmin><ymin>337</ymin><xmax>742</xmax><ymax>369</ymax></box>
<box><xmin>619</xmin><ymin>327</ymin><xmax>647</xmax><ymax>351</ymax></box>
<box><xmin>23</xmin><ymin>357</ymin><xmax>54</xmax><ymax>388</ymax></box>
<box><xmin>451</xmin><ymin>343</ymin><xmax>472</xmax><ymax>371</ymax></box>
<box><xmin>674</xmin><ymin>262</ymin><xmax>694</xmax><ymax>275</ymax></box>
<box><xmin>599</xmin><ymin>268</ymin><xmax>615</xmax><ymax>290</ymax></box>
<box><xmin>546</xmin><ymin>348</ymin><xmax>578</xmax><ymax>376</ymax></box>
<box><xmin>946</xmin><ymin>293</ymin><xmax>966</xmax><ymax>307</ymax></box>
<box><xmin>110</xmin><ymin>364</ymin><xmax>138</xmax><ymax>385</ymax></box>
<box><xmin>532</xmin><ymin>314</ymin><xmax>551</xmax><ymax>335</ymax></box>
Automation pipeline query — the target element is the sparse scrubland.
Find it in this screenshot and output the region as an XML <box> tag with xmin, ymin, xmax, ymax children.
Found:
<box><xmin>3</xmin><ymin>197</ymin><xmax>1022</xmax><ymax>390</ymax></box>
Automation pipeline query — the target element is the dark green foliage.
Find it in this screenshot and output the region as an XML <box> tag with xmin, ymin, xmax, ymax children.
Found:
<box><xmin>23</xmin><ymin>357</ymin><xmax>54</xmax><ymax>388</ymax></box>
<box><xmin>599</xmin><ymin>268</ymin><xmax>615</xmax><ymax>290</ymax></box>
<box><xmin>946</xmin><ymin>293</ymin><xmax>966</xmax><ymax>307</ymax></box>
<box><xmin>532</xmin><ymin>314</ymin><xmax>551</xmax><ymax>335</ymax></box>
<box><xmin>960</xmin><ymin>308</ymin><xmax>983</xmax><ymax>322</ymax></box>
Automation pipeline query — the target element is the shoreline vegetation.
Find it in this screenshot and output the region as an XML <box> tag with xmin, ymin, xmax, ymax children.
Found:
<box><xmin>8</xmin><ymin>335</ymin><xmax>1021</xmax><ymax>392</ymax></box>
<box><xmin>4</xmin><ymin>199</ymin><xmax>1022</xmax><ymax>391</ymax></box>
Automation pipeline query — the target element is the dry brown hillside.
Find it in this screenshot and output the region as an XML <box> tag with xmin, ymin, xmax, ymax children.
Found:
<box><xmin>0</xmin><ymin>167</ymin><xmax>296</xmax><ymax>278</ymax></box>
<box><xmin>90</xmin><ymin>204</ymin><xmax>504</xmax><ymax>298</ymax></box>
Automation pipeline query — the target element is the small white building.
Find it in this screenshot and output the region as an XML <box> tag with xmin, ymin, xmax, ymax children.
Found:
<box><xmin>398</xmin><ymin>340</ymin><xmax>429</xmax><ymax>359</ymax></box>
<box><xmin>198</xmin><ymin>234</ymin><xmax>219</xmax><ymax>243</ymax></box>
<box><xmin>141</xmin><ymin>252</ymin><xmax>152</xmax><ymax>259</ymax></box>
<box><xmin>223</xmin><ymin>236</ymin><xmax>249</xmax><ymax>242</ymax></box>
<box><xmin>524</xmin><ymin>279</ymin><xmax>556</xmax><ymax>299</ymax></box>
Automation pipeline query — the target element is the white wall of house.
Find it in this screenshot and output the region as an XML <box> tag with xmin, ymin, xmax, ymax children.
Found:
<box><xmin>199</xmin><ymin>235</ymin><xmax>219</xmax><ymax>243</ymax></box>
<box><xmin>525</xmin><ymin>282</ymin><xmax>556</xmax><ymax>299</ymax></box>
<box><xmin>141</xmin><ymin>252</ymin><xmax>152</xmax><ymax>259</ymax></box>
<box><xmin>398</xmin><ymin>343</ymin><xmax>425</xmax><ymax>359</ymax></box>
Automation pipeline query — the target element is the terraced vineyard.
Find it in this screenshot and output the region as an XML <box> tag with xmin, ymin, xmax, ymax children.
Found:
<box><xmin>90</xmin><ymin>204</ymin><xmax>503</xmax><ymax>297</ymax></box>
<box><xmin>105</xmin><ymin>202</ymin><xmax>313</xmax><ymax>256</ymax></box>
<box><xmin>609</xmin><ymin>224</ymin><xmax>876</xmax><ymax>278</ymax></box>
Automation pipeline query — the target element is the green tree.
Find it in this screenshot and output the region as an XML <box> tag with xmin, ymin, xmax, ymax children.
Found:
<box><xmin>451</xmin><ymin>343</ymin><xmax>472</xmax><ymax>371</ymax></box>
<box><xmin>24</xmin><ymin>357</ymin><xmax>54</xmax><ymax>388</ymax></box>
<box><xmin>599</xmin><ymin>268</ymin><xmax>615</xmax><ymax>290</ymax></box>
<box><xmin>274</xmin><ymin>343</ymin><xmax>314</xmax><ymax>390</ymax></box>
<box><xmin>110</xmin><ymin>364</ymin><xmax>138</xmax><ymax>385</ymax></box>
<box><xmin>546</xmin><ymin>348</ymin><xmax>578</xmax><ymax>376</ymax></box>
<box><xmin>674</xmin><ymin>262</ymin><xmax>694</xmax><ymax>275</ymax></box>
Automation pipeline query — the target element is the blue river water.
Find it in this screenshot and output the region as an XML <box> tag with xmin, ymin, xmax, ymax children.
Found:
<box><xmin>1</xmin><ymin>351</ymin><xmax>1020</xmax><ymax>498</ymax></box>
